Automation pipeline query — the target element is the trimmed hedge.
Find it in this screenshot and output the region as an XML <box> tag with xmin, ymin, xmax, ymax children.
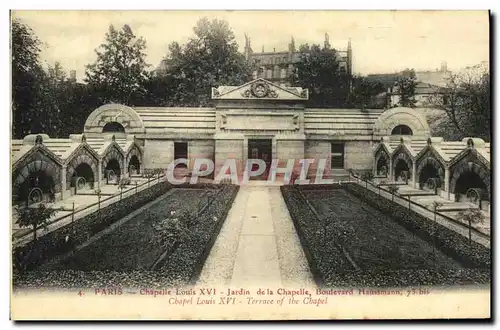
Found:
<box><xmin>13</xmin><ymin>181</ymin><xmax>173</xmax><ymax>272</ymax></box>
<box><xmin>157</xmin><ymin>184</ymin><xmax>239</xmax><ymax>284</ymax></box>
<box><xmin>344</xmin><ymin>183</ymin><xmax>491</xmax><ymax>269</ymax></box>
<box><xmin>281</xmin><ymin>184</ymin><xmax>491</xmax><ymax>288</ymax></box>
<box><xmin>281</xmin><ymin>185</ymin><xmax>352</xmax><ymax>287</ymax></box>
<box><xmin>13</xmin><ymin>184</ymin><xmax>240</xmax><ymax>289</ymax></box>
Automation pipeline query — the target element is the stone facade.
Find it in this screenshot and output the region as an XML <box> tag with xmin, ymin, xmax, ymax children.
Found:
<box><xmin>374</xmin><ymin>136</ymin><xmax>491</xmax><ymax>204</ymax></box>
<box><xmin>12</xmin><ymin>78</ymin><xmax>490</xmax><ymax>206</ymax></box>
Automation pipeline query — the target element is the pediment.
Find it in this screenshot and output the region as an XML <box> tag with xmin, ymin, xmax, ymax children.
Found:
<box><xmin>211</xmin><ymin>78</ymin><xmax>309</xmax><ymax>101</ymax></box>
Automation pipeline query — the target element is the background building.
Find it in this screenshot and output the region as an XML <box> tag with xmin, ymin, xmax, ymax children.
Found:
<box><xmin>244</xmin><ymin>33</ymin><xmax>352</xmax><ymax>86</ymax></box>
<box><xmin>154</xmin><ymin>34</ymin><xmax>353</xmax><ymax>87</ymax></box>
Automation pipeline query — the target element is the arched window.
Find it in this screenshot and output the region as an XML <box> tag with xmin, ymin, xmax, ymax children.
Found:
<box><xmin>391</xmin><ymin>125</ymin><xmax>413</xmax><ymax>135</ymax></box>
<box><xmin>102</xmin><ymin>122</ymin><xmax>125</xmax><ymax>133</ymax></box>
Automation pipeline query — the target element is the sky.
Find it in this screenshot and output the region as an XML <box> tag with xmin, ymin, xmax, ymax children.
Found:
<box><xmin>11</xmin><ymin>10</ymin><xmax>490</xmax><ymax>81</ymax></box>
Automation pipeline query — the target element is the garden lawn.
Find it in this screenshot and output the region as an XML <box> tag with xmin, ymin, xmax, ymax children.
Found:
<box><xmin>41</xmin><ymin>188</ymin><xmax>212</xmax><ymax>271</ymax></box>
<box><xmin>302</xmin><ymin>189</ymin><xmax>461</xmax><ymax>271</ymax></box>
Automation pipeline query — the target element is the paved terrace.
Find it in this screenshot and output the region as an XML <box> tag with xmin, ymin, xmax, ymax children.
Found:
<box><xmin>196</xmin><ymin>182</ymin><xmax>315</xmax><ymax>288</ymax></box>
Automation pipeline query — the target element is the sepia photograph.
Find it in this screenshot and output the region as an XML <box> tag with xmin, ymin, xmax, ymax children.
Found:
<box><xmin>9</xmin><ymin>9</ymin><xmax>491</xmax><ymax>320</ymax></box>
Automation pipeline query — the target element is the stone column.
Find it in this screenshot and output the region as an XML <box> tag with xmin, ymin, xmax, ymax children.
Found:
<box><xmin>272</xmin><ymin>137</ymin><xmax>277</xmax><ymax>160</ymax></box>
<box><xmin>444</xmin><ymin>166</ymin><xmax>450</xmax><ymax>199</ymax></box>
<box><xmin>60</xmin><ymin>165</ymin><xmax>67</xmax><ymax>200</ymax></box>
<box><xmin>242</xmin><ymin>137</ymin><xmax>248</xmax><ymax>167</ymax></box>
<box><xmin>412</xmin><ymin>161</ymin><xmax>417</xmax><ymax>188</ymax></box>
<box><xmin>98</xmin><ymin>159</ymin><xmax>103</xmax><ymax>188</ymax></box>
<box><xmin>389</xmin><ymin>158</ymin><xmax>393</xmax><ymax>181</ymax></box>
<box><xmin>124</xmin><ymin>154</ymin><xmax>129</xmax><ymax>177</ymax></box>
<box><xmin>372</xmin><ymin>155</ymin><xmax>377</xmax><ymax>176</ymax></box>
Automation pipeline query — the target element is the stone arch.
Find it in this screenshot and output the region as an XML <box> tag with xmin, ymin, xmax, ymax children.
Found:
<box><xmin>102</xmin><ymin>121</ymin><xmax>126</xmax><ymax>133</ymax></box>
<box><xmin>374</xmin><ymin>148</ymin><xmax>390</xmax><ymax>176</ymax></box>
<box><xmin>65</xmin><ymin>146</ymin><xmax>99</xmax><ymax>190</ymax></box>
<box><xmin>416</xmin><ymin>156</ymin><xmax>445</xmax><ymax>189</ymax></box>
<box><xmin>12</xmin><ymin>151</ymin><xmax>62</xmax><ymax>203</ymax></box>
<box><xmin>101</xmin><ymin>144</ymin><xmax>125</xmax><ymax>180</ymax></box>
<box><xmin>373</xmin><ymin>107</ymin><xmax>430</xmax><ymax>138</ymax></box>
<box><xmin>391</xmin><ymin>125</ymin><xmax>413</xmax><ymax>135</ymax></box>
<box><xmin>126</xmin><ymin>144</ymin><xmax>143</xmax><ymax>175</ymax></box>
<box><xmin>449</xmin><ymin>157</ymin><xmax>490</xmax><ymax>201</ymax></box>
<box><xmin>392</xmin><ymin>149</ymin><xmax>413</xmax><ymax>181</ymax></box>
<box><xmin>84</xmin><ymin>103</ymin><xmax>144</xmax><ymax>134</ymax></box>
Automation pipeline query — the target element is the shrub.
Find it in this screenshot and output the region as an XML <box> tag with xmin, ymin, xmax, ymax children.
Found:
<box><xmin>281</xmin><ymin>184</ymin><xmax>491</xmax><ymax>288</ymax></box>
<box><xmin>13</xmin><ymin>181</ymin><xmax>173</xmax><ymax>272</ymax></box>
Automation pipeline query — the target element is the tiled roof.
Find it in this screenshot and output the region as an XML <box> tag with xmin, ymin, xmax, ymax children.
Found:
<box><xmin>434</xmin><ymin>141</ymin><xmax>468</xmax><ymax>162</ymax></box>
<box><xmin>406</xmin><ymin>139</ymin><xmax>428</xmax><ymax>156</ymax></box>
<box><xmin>374</xmin><ymin>136</ymin><xmax>491</xmax><ymax>166</ymax></box>
<box><xmin>86</xmin><ymin>136</ymin><xmax>126</xmax><ymax>156</ymax></box>
<box><xmin>133</xmin><ymin>107</ymin><xmax>216</xmax><ymax>134</ymax></box>
<box><xmin>43</xmin><ymin>139</ymin><xmax>73</xmax><ymax>159</ymax></box>
<box><xmin>305</xmin><ymin>108</ymin><xmax>385</xmax><ymax>136</ymax></box>
<box><xmin>11</xmin><ymin>140</ymin><xmax>23</xmax><ymax>161</ymax></box>
<box><xmin>11</xmin><ymin>134</ymin><xmax>137</xmax><ymax>168</ymax></box>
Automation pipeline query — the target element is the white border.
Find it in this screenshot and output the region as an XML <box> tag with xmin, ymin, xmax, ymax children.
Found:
<box><xmin>2</xmin><ymin>2</ymin><xmax>497</xmax><ymax>327</ymax></box>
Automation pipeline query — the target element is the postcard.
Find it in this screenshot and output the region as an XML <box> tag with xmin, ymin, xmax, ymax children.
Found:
<box><xmin>10</xmin><ymin>10</ymin><xmax>491</xmax><ymax>320</ymax></box>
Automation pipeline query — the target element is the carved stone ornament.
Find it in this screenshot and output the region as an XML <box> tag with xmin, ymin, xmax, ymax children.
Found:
<box><xmin>35</xmin><ymin>135</ymin><xmax>43</xmax><ymax>145</ymax></box>
<box><xmin>427</xmin><ymin>137</ymin><xmax>432</xmax><ymax>146</ymax></box>
<box><xmin>251</xmin><ymin>81</ymin><xmax>270</xmax><ymax>98</ymax></box>
<box><xmin>82</xmin><ymin>134</ymin><xmax>87</xmax><ymax>143</ymax></box>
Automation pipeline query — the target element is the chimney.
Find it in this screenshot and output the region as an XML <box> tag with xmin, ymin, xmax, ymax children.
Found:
<box><xmin>324</xmin><ymin>33</ymin><xmax>330</xmax><ymax>49</ymax></box>
<box><xmin>289</xmin><ymin>36</ymin><xmax>295</xmax><ymax>53</ymax></box>
<box><xmin>440</xmin><ymin>61</ymin><xmax>448</xmax><ymax>72</ymax></box>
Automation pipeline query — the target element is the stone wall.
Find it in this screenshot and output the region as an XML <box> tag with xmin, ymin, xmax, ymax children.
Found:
<box><xmin>344</xmin><ymin>140</ymin><xmax>373</xmax><ymax>170</ymax></box>
<box><xmin>304</xmin><ymin>140</ymin><xmax>331</xmax><ymax>179</ymax></box>
<box><xmin>188</xmin><ymin>140</ymin><xmax>216</xmax><ymax>173</ymax></box>
<box><xmin>275</xmin><ymin>139</ymin><xmax>305</xmax><ymax>175</ymax></box>
<box><xmin>143</xmin><ymin>139</ymin><xmax>174</xmax><ymax>169</ymax></box>
<box><xmin>214</xmin><ymin>139</ymin><xmax>244</xmax><ymax>180</ymax></box>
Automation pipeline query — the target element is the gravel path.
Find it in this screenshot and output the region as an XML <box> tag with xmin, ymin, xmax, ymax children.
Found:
<box><xmin>196</xmin><ymin>185</ymin><xmax>315</xmax><ymax>288</ymax></box>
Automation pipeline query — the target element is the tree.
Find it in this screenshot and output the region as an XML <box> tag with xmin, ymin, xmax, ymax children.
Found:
<box><xmin>394</xmin><ymin>69</ymin><xmax>417</xmax><ymax>108</ymax></box>
<box><xmin>156</xmin><ymin>18</ymin><xmax>250</xmax><ymax>107</ymax></box>
<box><xmin>12</xmin><ymin>19</ymin><xmax>94</xmax><ymax>138</ymax></box>
<box><xmin>349</xmin><ymin>75</ymin><xmax>386</xmax><ymax>109</ymax></box>
<box><xmin>387</xmin><ymin>185</ymin><xmax>399</xmax><ymax>202</ymax></box>
<box><xmin>15</xmin><ymin>203</ymin><xmax>56</xmax><ymax>241</ymax></box>
<box><xmin>427</xmin><ymin>64</ymin><xmax>490</xmax><ymax>141</ymax></box>
<box><xmin>431</xmin><ymin>201</ymin><xmax>444</xmax><ymax>261</ymax></box>
<box><xmin>361</xmin><ymin>172</ymin><xmax>373</xmax><ymax>188</ymax></box>
<box><xmin>118</xmin><ymin>177</ymin><xmax>131</xmax><ymax>200</ymax></box>
<box><xmin>85</xmin><ymin>24</ymin><xmax>150</xmax><ymax>105</ymax></box>
<box><xmin>456</xmin><ymin>208</ymin><xmax>485</xmax><ymax>245</ymax></box>
<box><xmin>12</xmin><ymin>18</ymin><xmax>46</xmax><ymax>138</ymax></box>
<box><xmin>290</xmin><ymin>44</ymin><xmax>350</xmax><ymax>108</ymax></box>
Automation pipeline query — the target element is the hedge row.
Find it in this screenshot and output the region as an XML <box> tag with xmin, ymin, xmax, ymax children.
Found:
<box><xmin>281</xmin><ymin>185</ymin><xmax>354</xmax><ymax>287</ymax></box>
<box><xmin>13</xmin><ymin>181</ymin><xmax>173</xmax><ymax>272</ymax></box>
<box><xmin>281</xmin><ymin>184</ymin><xmax>491</xmax><ymax>288</ymax></box>
<box><xmin>13</xmin><ymin>184</ymin><xmax>240</xmax><ymax>289</ymax></box>
<box><xmin>344</xmin><ymin>183</ymin><xmax>491</xmax><ymax>269</ymax></box>
<box><xmin>157</xmin><ymin>184</ymin><xmax>240</xmax><ymax>285</ymax></box>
